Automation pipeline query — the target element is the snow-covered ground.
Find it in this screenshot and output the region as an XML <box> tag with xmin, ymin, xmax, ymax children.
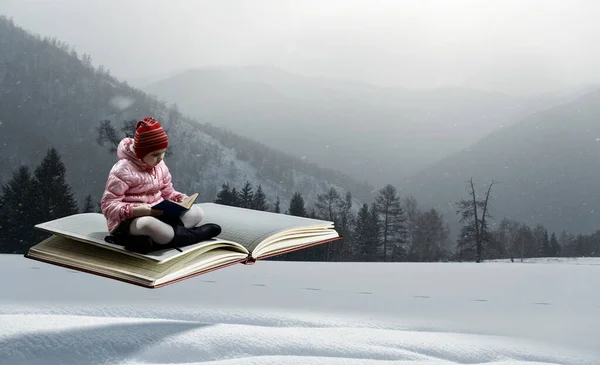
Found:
<box><xmin>486</xmin><ymin>257</ymin><xmax>600</xmax><ymax>265</ymax></box>
<box><xmin>1</xmin><ymin>255</ymin><xmax>599</xmax><ymax>364</ymax></box>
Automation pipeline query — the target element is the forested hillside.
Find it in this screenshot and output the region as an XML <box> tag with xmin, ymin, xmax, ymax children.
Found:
<box><xmin>0</xmin><ymin>15</ymin><xmax>372</xmax><ymax>213</ymax></box>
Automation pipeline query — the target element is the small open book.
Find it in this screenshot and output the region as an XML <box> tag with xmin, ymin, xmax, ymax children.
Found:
<box><xmin>24</xmin><ymin>203</ymin><xmax>340</xmax><ymax>288</ymax></box>
<box><xmin>152</xmin><ymin>193</ymin><xmax>198</xmax><ymax>217</ymax></box>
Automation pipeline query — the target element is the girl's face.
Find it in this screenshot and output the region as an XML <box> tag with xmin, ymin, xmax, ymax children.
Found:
<box><xmin>143</xmin><ymin>148</ymin><xmax>166</xmax><ymax>167</ymax></box>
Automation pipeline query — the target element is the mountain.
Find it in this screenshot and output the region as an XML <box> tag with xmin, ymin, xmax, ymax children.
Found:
<box><xmin>401</xmin><ymin>89</ymin><xmax>600</xmax><ymax>237</ymax></box>
<box><xmin>143</xmin><ymin>66</ymin><xmax>581</xmax><ymax>187</ymax></box>
<box><xmin>0</xmin><ymin>16</ymin><xmax>371</xmax><ymax>216</ymax></box>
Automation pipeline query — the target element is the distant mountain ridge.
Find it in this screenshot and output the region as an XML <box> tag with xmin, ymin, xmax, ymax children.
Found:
<box><xmin>143</xmin><ymin>65</ymin><xmax>588</xmax><ymax>187</ymax></box>
<box><xmin>0</xmin><ymin>16</ymin><xmax>371</xmax><ymax>215</ymax></box>
<box><xmin>401</xmin><ymin>89</ymin><xmax>600</xmax><ymax>236</ymax></box>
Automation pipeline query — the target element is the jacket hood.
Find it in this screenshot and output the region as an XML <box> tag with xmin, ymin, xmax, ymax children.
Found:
<box><xmin>117</xmin><ymin>138</ymin><xmax>154</xmax><ymax>171</ymax></box>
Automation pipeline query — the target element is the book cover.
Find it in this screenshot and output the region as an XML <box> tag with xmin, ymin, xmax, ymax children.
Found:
<box><xmin>152</xmin><ymin>193</ymin><xmax>198</xmax><ymax>217</ymax></box>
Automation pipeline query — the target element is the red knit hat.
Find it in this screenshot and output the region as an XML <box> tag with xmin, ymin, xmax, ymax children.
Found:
<box><xmin>133</xmin><ymin>117</ymin><xmax>169</xmax><ymax>159</ymax></box>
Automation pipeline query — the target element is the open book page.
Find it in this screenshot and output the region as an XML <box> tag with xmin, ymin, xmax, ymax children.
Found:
<box><xmin>28</xmin><ymin>235</ymin><xmax>248</xmax><ymax>285</ymax></box>
<box><xmin>34</xmin><ymin>213</ymin><xmax>249</xmax><ymax>264</ymax></box>
<box><xmin>255</xmin><ymin>231</ymin><xmax>341</xmax><ymax>258</ymax></box>
<box><xmin>196</xmin><ymin>203</ymin><xmax>336</xmax><ymax>252</ymax></box>
<box><xmin>181</xmin><ymin>193</ymin><xmax>199</xmax><ymax>208</ymax></box>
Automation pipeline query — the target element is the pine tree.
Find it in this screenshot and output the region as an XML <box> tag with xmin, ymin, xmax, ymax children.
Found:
<box><xmin>403</xmin><ymin>196</ymin><xmax>420</xmax><ymax>256</ymax></box>
<box><xmin>288</xmin><ymin>192</ymin><xmax>307</xmax><ymax>217</ymax></box>
<box><xmin>532</xmin><ymin>224</ymin><xmax>547</xmax><ymax>258</ymax></box>
<box><xmin>24</xmin><ymin>148</ymin><xmax>79</xmax><ymax>246</ymax></box>
<box><xmin>367</xmin><ymin>202</ymin><xmax>381</xmax><ymax>261</ymax></box>
<box><xmin>335</xmin><ymin>191</ymin><xmax>354</xmax><ymax>260</ymax></box>
<box><xmin>540</xmin><ymin>228</ymin><xmax>551</xmax><ymax>257</ymax></box>
<box><xmin>32</xmin><ymin>148</ymin><xmax>79</xmax><ymax>224</ymax></box>
<box><xmin>315</xmin><ymin>187</ymin><xmax>343</xmax><ymax>260</ymax></box>
<box><xmin>549</xmin><ymin>232</ymin><xmax>561</xmax><ymax>257</ymax></box>
<box><xmin>456</xmin><ymin>223</ymin><xmax>476</xmax><ymax>261</ymax></box>
<box><xmin>238</xmin><ymin>181</ymin><xmax>254</xmax><ymax>209</ymax></box>
<box><xmin>0</xmin><ymin>165</ymin><xmax>38</xmax><ymax>253</ymax></box>
<box><xmin>284</xmin><ymin>192</ymin><xmax>328</xmax><ymax>261</ymax></box>
<box><xmin>516</xmin><ymin>223</ymin><xmax>534</xmax><ymax>262</ymax></box>
<box><xmin>354</xmin><ymin>203</ymin><xmax>372</xmax><ymax>259</ymax></box>
<box><xmin>214</xmin><ymin>183</ymin><xmax>240</xmax><ymax>206</ymax></box>
<box><xmin>558</xmin><ymin>230</ymin><xmax>573</xmax><ymax>257</ymax></box>
<box><xmin>252</xmin><ymin>184</ymin><xmax>268</xmax><ymax>211</ymax></box>
<box><xmin>274</xmin><ymin>195</ymin><xmax>281</xmax><ymax>213</ymax></box>
<box><xmin>337</xmin><ymin>191</ymin><xmax>353</xmax><ymax>234</ymax></box>
<box><xmin>375</xmin><ymin>184</ymin><xmax>406</xmax><ymax>261</ymax></box>
<box><xmin>413</xmin><ymin>208</ymin><xmax>449</xmax><ymax>262</ymax></box>
<box><xmin>214</xmin><ymin>183</ymin><xmax>231</xmax><ymax>204</ymax></box>
<box><xmin>230</xmin><ymin>187</ymin><xmax>241</xmax><ymax>207</ymax></box>
<box><xmin>83</xmin><ymin>193</ymin><xmax>95</xmax><ymax>213</ymax></box>
<box><xmin>495</xmin><ymin>218</ymin><xmax>520</xmax><ymax>262</ymax></box>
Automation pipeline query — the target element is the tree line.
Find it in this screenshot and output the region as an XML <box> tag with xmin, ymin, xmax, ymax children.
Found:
<box><xmin>1</xmin><ymin>147</ymin><xmax>598</xmax><ymax>261</ymax></box>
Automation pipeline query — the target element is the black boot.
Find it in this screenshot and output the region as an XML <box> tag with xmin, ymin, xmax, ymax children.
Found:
<box><xmin>189</xmin><ymin>223</ymin><xmax>222</xmax><ymax>241</ymax></box>
<box><xmin>168</xmin><ymin>223</ymin><xmax>222</xmax><ymax>251</ymax></box>
<box><xmin>122</xmin><ymin>235</ymin><xmax>157</xmax><ymax>255</ymax></box>
<box><xmin>168</xmin><ymin>225</ymin><xmax>204</xmax><ymax>250</ymax></box>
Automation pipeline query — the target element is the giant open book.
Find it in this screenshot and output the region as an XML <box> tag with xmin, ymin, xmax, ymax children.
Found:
<box><xmin>24</xmin><ymin>203</ymin><xmax>341</xmax><ymax>288</ymax></box>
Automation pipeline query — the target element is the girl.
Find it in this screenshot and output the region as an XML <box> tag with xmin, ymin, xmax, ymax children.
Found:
<box><xmin>100</xmin><ymin>117</ymin><xmax>220</xmax><ymax>254</ymax></box>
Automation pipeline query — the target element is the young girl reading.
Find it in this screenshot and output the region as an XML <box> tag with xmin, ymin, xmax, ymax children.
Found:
<box><xmin>100</xmin><ymin>117</ymin><xmax>220</xmax><ymax>254</ymax></box>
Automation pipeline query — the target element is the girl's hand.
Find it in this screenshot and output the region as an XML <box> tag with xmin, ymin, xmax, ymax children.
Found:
<box><xmin>133</xmin><ymin>204</ymin><xmax>163</xmax><ymax>217</ymax></box>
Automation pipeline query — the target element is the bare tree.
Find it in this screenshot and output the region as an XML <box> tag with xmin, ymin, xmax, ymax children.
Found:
<box><xmin>456</xmin><ymin>178</ymin><xmax>496</xmax><ymax>263</ymax></box>
<box><xmin>95</xmin><ymin>119</ymin><xmax>120</xmax><ymax>153</ymax></box>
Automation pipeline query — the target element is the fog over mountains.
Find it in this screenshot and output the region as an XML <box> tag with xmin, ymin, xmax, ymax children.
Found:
<box><xmin>143</xmin><ymin>66</ymin><xmax>594</xmax><ymax>186</ymax></box>
<box><xmin>143</xmin><ymin>66</ymin><xmax>600</xmax><ymax>236</ymax></box>
<box><xmin>402</xmin><ymin>90</ymin><xmax>600</xmax><ymax>236</ymax></box>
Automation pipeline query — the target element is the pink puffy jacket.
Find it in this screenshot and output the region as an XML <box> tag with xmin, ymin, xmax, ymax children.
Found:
<box><xmin>100</xmin><ymin>138</ymin><xmax>187</xmax><ymax>233</ymax></box>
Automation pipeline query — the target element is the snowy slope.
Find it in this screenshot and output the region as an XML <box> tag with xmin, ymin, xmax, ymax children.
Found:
<box><xmin>170</xmin><ymin>120</ymin><xmax>365</xmax><ymax>214</ymax></box>
<box><xmin>1</xmin><ymin>256</ymin><xmax>599</xmax><ymax>364</ymax></box>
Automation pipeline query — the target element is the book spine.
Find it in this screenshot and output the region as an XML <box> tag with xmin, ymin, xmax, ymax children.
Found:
<box><xmin>242</xmin><ymin>254</ymin><xmax>256</xmax><ymax>265</ymax></box>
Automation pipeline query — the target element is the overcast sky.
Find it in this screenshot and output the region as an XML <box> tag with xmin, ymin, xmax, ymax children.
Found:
<box><xmin>2</xmin><ymin>0</ymin><xmax>600</xmax><ymax>95</ymax></box>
